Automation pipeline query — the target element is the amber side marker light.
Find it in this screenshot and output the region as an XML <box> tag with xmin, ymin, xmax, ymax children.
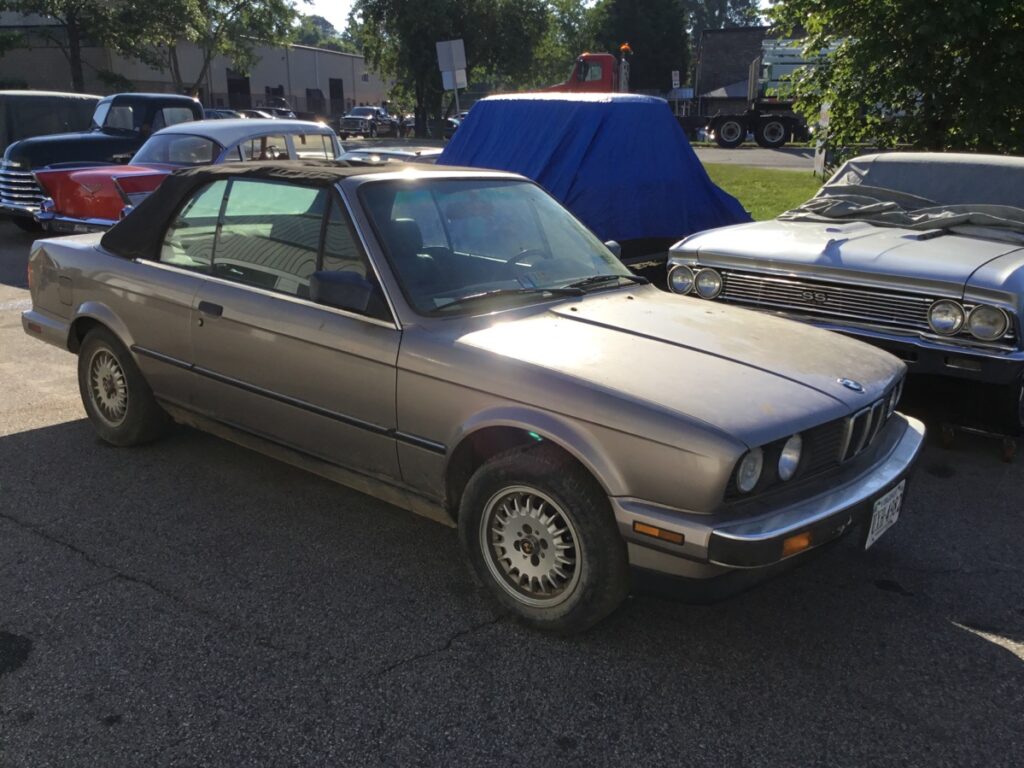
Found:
<box><xmin>26</xmin><ymin>321</ymin><xmax>42</xmax><ymax>334</ymax></box>
<box><xmin>633</xmin><ymin>521</ymin><xmax>684</xmax><ymax>545</ymax></box>
<box><xmin>782</xmin><ymin>531</ymin><xmax>813</xmax><ymax>558</ymax></box>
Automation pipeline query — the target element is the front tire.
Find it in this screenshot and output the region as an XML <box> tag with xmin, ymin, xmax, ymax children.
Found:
<box><xmin>77</xmin><ymin>328</ymin><xmax>169</xmax><ymax>446</ymax></box>
<box><xmin>458</xmin><ymin>445</ymin><xmax>630</xmax><ymax>634</ymax></box>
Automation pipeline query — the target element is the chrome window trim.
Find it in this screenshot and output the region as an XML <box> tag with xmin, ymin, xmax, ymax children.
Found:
<box><xmin>143</xmin><ymin>259</ymin><xmax>400</xmax><ymax>330</ymax></box>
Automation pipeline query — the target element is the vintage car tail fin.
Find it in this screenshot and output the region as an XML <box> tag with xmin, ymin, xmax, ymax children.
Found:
<box><xmin>112</xmin><ymin>171</ymin><xmax>169</xmax><ymax>208</ymax></box>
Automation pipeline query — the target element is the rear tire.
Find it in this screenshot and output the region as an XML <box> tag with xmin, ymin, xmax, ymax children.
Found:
<box><xmin>458</xmin><ymin>444</ymin><xmax>630</xmax><ymax>634</ymax></box>
<box><xmin>713</xmin><ymin>118</ymin><xmax>746</xmax><ymax>148</ymax></box>
<box><xmin>754</xmin><ymin>118</ymin><xmax>789</xmax><ymax>148</ymax></box>
<box><xmin>77</xmin><ymin>328</ymin><xmax>170</xmax><ymax>446</ymax></box>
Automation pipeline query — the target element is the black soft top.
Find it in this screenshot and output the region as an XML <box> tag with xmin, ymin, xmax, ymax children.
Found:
<box><xmin>100</xmin><ymin>159</ymin><xmax>439</xmax><ymax>261</ymax></box>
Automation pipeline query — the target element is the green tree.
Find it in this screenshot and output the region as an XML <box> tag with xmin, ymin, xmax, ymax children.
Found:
<box><xmin>352</xmin><ymin>0</ymin><xmax>548</xmax><ymax>136</ymax></box>
<box><xmin>591</xmin><ymin>0</ymin><xmax>688</xmax><ymax>92</ymax></box>
<box><xmin>292</xmin><ymin>12</ymin><xmax>359</xmax><ymax>53</ymax></box>
<box><xmin>524</xmin><ymin>0</ymin><xmax>597</xmax><ymax>89</ymax></box>
<box><xmin>771</xmin><ymin>0</ymin><xmax>1024</xmax><ymax>155</ymax></box>
<box><xmin>0</xmin><ymin>0</ymin><xmax>121</xmax><ymax>90</ymax></box>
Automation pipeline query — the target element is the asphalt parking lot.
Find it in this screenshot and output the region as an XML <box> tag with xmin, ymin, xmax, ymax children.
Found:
<box><xmin>1</xmin><ymin>219</ymin><xmax>1022</xmax><ymax>767</ymax></box>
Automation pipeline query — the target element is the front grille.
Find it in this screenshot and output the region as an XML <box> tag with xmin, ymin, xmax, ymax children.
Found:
<box><xmin>708</xmin><ymin>267</ymin><xmax>1016</xmax><ymax>347</ymax></box>
<box><xmin>726</xmin><ymin>378</ymin><xmax>903</xmax><ymax>499</ymax></box>
<box><xmin>0</xmin><ymin>163</ymin><xmax>43</xmax><ymax>210</ymax></box>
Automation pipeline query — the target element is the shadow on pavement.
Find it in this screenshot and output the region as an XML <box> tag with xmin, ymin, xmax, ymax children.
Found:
<box><xmin>1</xmin><ymin>415</ymin><xmax>1021</xmax><ymax>764</ymax></box>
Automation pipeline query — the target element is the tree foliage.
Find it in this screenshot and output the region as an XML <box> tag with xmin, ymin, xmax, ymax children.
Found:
<box><xmin>591</xmin><ymin>0</ymin><xmax>688</xmax><ymax>92</ymax></box>
<box><xmin>352</xmin><ymin>0</ymin><xmax>548</xmax><ymax>134</ymax></box>
<box><xmin>771</xmin><ymin>0</ymin><xmax>1024</xmax><ymax>155</ymax></box>
<box><xmin>292</xmin><ymin>13</ymin><xmax>359</xmax><ymax>54</ymax></box>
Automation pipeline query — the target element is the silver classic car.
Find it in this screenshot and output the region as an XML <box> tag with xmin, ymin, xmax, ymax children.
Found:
<box><xmin>668</xmin><ymin>153</ymin><xmax>1024</xmax><ymax>435</ymax></box>
<box><xmin>22</xmin><ymin>161</ymin><xmax>924</xmax><ymax>632</ymax></box>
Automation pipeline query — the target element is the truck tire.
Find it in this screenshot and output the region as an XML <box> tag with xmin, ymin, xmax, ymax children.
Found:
<box><xmin>713</xmin><ymin>118</ymin><xmax>745</xmax><ymax>148</ymax></box>
<box><xmin>755</xmin><ymin>118</ymin><xmax>789</xmax><ymax>148</ymax></box>
<box><xmin>458</xmin><ymin>444</ymin><xmax>630</xmax><ymax>634</ymax></box>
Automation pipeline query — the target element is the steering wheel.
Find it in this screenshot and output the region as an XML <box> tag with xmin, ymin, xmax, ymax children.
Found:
<box><xmin>505</xmin><ymin>248</ymin><xmax>548</xmax><ymax>267</ymax></box>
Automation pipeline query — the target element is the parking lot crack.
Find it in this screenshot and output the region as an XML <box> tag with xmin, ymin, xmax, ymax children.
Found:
<box><xmin>375</xmin><ymin>616</ymin><xmax>502</xmax><ymax>678</ymax></box>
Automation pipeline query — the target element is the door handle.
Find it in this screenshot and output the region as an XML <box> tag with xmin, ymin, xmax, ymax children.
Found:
<box><xmin>198</xmin><ymin>301</ymin><xmax>223</xmax><ymax>317</ymax></box>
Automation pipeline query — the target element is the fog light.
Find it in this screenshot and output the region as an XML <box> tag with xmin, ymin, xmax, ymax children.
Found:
<box><xmin>782</xmin><ymin>531</ymin><xmax>813</xmax><ymax>557</ymax></box>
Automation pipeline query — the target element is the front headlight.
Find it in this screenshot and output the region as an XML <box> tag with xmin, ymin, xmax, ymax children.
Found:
<box><xmin>928</xmin><ymin>299</ymin><xmax>965</xmax><ymax>335</ymax></box>
<box><xmin>668</xmin><ymin>265</ymin><xmax>694</xmax><ymax>294</ymax></box>
<box><xmin>694</xmin><ymin>268</ymin><xmax>723</xmax><ymax>299</ymax></box>
<box><xmin>735</xmin><ymin>448</ymin><xmax>763</xmax><ymax>493</ymax></box>
<box><xmin>966</xmin><ymin>305</ymin><xmax>1009</xmax><ymax>341</ymax></box>
<box><xmin>778</xmin><ymin>434</ymin><xmax>803</xmax><ymax>481</ymax></box>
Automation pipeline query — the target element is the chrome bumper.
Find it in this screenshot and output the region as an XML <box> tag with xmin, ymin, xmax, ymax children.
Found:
<box><xmin>612</xmin><ymin>413</ymin><xmax>926</xmax><ymax>579</ymax></box>
<box><xmin>35</xmin><ymin>210</ymin><xmax>114</xmax><ymax>234</ymax></box>
<box><xmin>1</xmin><ymin>201</ymin><xmax>39</xmax><ymax>218</ymax></box>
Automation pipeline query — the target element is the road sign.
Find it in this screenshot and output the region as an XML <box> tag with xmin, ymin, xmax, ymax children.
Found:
<box><xmin>436</xmin><ymin>39</ymin><xmax>467</xmax><ymax>73</ymax></box>
<box><xmin>671</xmin><ymin>70</ymin><xmax>680</xmax><ymax>89</ymax></box>
<box><xmin>442</xmin><ymin>70</ymin><xmax>468</xmax><ymax>91</ymax></box>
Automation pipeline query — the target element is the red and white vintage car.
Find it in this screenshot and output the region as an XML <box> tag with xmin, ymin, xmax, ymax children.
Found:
<box><xmin>34</xmin><ymin>118</ymin><xmax>343</xmax><ymax>233</ymax></box>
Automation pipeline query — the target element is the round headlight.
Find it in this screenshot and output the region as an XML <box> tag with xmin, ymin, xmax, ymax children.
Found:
<box><xmin>694</xmin><ymin>268</ymin><xmax>723</xmax><ymax>299</ymax></box>
<box><xmin>966</xmin><ymin>305</ymin><xmax>1009</xmax><ymax>341</ymax></box>
<box><xmin>668</xmin><ymin>265</ymin><xmax>695</xmax><ymax>294</ymax></box>
<box><xmin>778</xmin><ymin>434</ymin><xmax>803</xmax><ymax>481</ymax></box>
<box><xmin>735</xmin><ymin>447</ymin><xmax>763</xmax><ymax>493</ymax></box>
<box><xmin>928</xmin><ymin>299</ymin><xmax>965</xmax><ymax>335</ymax></box>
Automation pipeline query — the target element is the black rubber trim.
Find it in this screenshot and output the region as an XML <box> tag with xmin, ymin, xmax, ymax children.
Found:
<box><xmin>131</xmin><ymin>344</ymin><xmax>446</xmax><ymax>454</ymax></box>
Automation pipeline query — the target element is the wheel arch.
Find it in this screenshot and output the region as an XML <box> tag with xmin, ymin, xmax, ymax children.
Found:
<box><xmin>66</xmin><ymin>302</ymin><xmax>135</xmax><ymax>354</ymax></box>
<box><xmin>442</xmin><ymin>408</ymin><xmax>628</xmax><ymax>520</ymax></box>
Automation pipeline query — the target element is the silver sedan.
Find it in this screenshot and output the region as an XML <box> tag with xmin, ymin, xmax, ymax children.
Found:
<box><xmin>22</xmin><ymin>162</ymin><xmax>924</xmax><ymax>632</ymax></box>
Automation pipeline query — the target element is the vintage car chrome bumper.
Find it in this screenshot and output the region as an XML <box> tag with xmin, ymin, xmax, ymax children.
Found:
<box><xmin>1</xmin><ymin>200</ymin><xmax>39</xmax><ymax>218</ymax></box>
<box><xmin>612</xmin><ymin>413</ymin><xmax>925</xmax><ymax>581</ymax></box>
<box><xmin>35</xmin><ymin>209</ymin><xmax>114</xmax><ymax>234</ymax></box>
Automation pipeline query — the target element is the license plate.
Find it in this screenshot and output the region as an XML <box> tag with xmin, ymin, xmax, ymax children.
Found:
<box><xmin>865</xmin><ymin>480</ymin><xmax>905</xmax><ymax>549</ymax></box>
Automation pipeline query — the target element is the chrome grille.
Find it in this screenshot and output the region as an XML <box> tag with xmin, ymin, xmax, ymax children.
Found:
<box><xmin>720</xmin><ymin>270</ymin><xmax>933</xmax><ymax>333</ymax></box>
<box><xmin>0</xmin><ymin>163</ymin><xmax>43</xmax><ymax>210</ymax></box>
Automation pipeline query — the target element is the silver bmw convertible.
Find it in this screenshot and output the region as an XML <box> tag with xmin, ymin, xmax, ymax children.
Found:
<box><xmin>22</xmin><ymin>161</ymin><xmax>924</xmax><ymax>632</ymax></box>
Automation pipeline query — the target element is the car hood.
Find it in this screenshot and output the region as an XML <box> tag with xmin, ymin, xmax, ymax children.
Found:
<box><xmin>675</xmin><ymin>219</ymin><xmax>1024</xmax><ymax>296</ymax></box>
<box><xmin>449</xmin><ymin>287</ymin><xmax>903</xmax><ymax>448</ymax></box>
<box><xmin>3</xmin><ymin>129</ymin><xmax>139</xmax><ymax>168</ymax></box>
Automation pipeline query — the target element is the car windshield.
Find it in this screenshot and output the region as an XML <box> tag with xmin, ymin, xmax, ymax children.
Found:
<box><xmin>349</xmin><ymin>108</ymin><xmax>374</xmax><ymax>116</ymax></box>
<box><xmin>360</xmin><ymin>178</ymin><xmax>635</xmax><ymax>315</ymax></box>
<box><xmin>132</xmin><ymin>133</ymin><xmax>219</xmax><ymax>166</ymax></box>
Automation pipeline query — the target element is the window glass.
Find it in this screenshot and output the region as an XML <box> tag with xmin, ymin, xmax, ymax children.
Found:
<box><xmin>154</xmin><ymin>107</ymin><xmax>196</xmax><ymax>130</ymax></box>
<box><xmin>361</xmin><ymin>179</ymin><xmax>629</xmax><ymax>315</ymax></box>
<box><xmin>133</xmin><ymin>134</ymin><xmax>219</xmax><ymax>165</ymax></box>
<box><xmin>104</xmin><ymin>105</ymin><xmax>134</xmax><ymax>131</ymax></box>
<box><xmin>214</xmin><ymin>180</ymin><xmax>326</xmax><ymax>296</ymax></box>
<box><xmin>239</xmin><ymin>135</ymin><xmax>289</xmax><ymax>161</ymax></box>
<box><xmin>584</xmin><ymin>62</ymin><xmax>604</xmax><ymax>82</ymax></box>
<box><xmin>293</xmin><ymin>133</ymin><xmax>332</xmax><ymax>159</ymax></box>
<box><xmin>160</xmin><ymin>180</ymin><xmax>227</xmax><ymax>270</ymax></box>
<box><xmin>91</xmin><ymin>100</ymin><xmax>111</xmax><ymax>129</ymax></box>
<box><xmin>321</xmin><ymin>199</ymin><xmax>390</xmax><ymax>320</ymax></box>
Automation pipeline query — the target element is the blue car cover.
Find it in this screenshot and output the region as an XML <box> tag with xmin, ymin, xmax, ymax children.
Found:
<box><xmin>438</xmin><ymin>93</ymin><xmax>750</xmax><ymax>242</ymax></box>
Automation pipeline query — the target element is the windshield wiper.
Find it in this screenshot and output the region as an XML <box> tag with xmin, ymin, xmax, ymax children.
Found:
<box><xmin>436</xmin><ymin>286</ymin><xmax>584</xmax><ymax>312</ymax></box>
<box><xmin>563</xmin><ymin>273</ymin><xmax>648</xmax><ymax>291</ymax></box>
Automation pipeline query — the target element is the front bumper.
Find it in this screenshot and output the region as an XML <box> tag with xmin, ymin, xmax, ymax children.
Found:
<box><xmin>612</xmin><ymin>413</ymin><xmax>925</xmax><ymax>581</ymax></box>
<box><xmin>1</xmin><ymin>201</ymin><xmax>38</xmax><ymax>218</ymax></box>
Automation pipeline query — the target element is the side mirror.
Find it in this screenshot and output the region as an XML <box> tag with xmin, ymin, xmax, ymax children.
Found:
<box><xmin>604</xmin><ymin>240</ymin><xmax>622</xmax><ymax>259</ymax></box>
<box><xmin>310</xmin><ymin>270</ymin><xmax>374</xmax><ymax>313</ymax></box>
